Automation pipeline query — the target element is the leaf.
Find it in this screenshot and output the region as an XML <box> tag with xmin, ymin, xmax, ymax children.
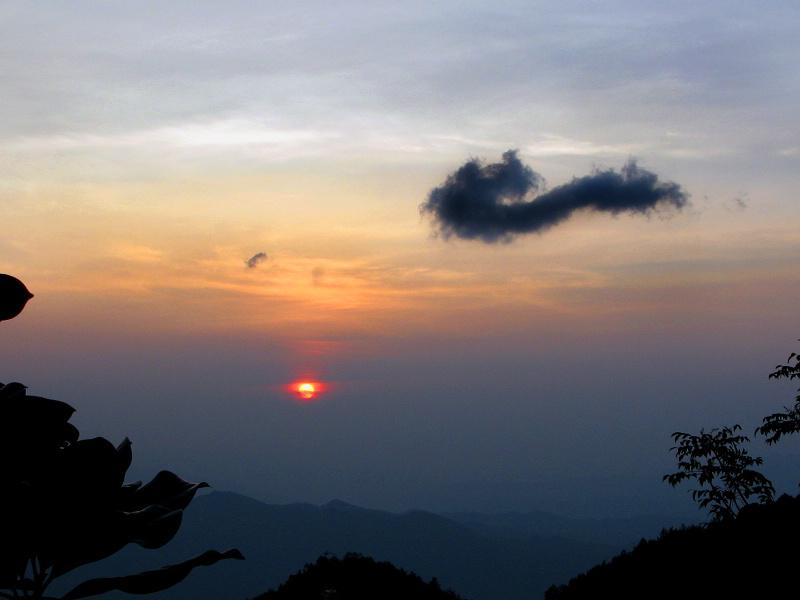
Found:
<box><xmin>0</xmin><ymin>381</ymin><xmax>27</xmax><ymax>400</ymax></box>
<box><xmin>127</xmin><ymin>506</ymin><xmax>184</xmax><ymax>549</ymax></box>
<box><xmin>49</xmin><ymin>505</ymin><xmax>186</xmax><ymax>578</ymax></box>
<box><xmin>121</xmin><ymin>470</ymin><xmax>209</xmax><ymax>512</ymax></box>
<box><xmin>116</xmin><ymin>438</ymin><xmax>133</xmax><ymax>475</ymax></box>
<box><xmin>60</xmin><ymin>549</ymin><xmax>245</xmax><ymax>600</ymax></box>
<box><xmin>2</xmin><ymin>392</ymin><xmax>76</xmax><ymax>423</ymax></box>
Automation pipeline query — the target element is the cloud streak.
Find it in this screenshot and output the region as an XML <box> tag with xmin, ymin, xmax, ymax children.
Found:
<box><xmin>421</xmin><ymin>151</ymin><xmax>689</xmax><ymax>243</ymax></box>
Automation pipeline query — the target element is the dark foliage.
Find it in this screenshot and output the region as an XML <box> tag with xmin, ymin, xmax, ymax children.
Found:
<box><xmin>253</xmin><ymin>553</ymin><xmax>465</xmax><ymax>600</ymax></box>
<box><xmin>0</xmin><ymin>274</ymin><xmax>242</xmax><ymax>599</ymax></box>
<box><xmin>755</xmin><ymin>347</ymin><xmax>800</xmax><ymax>444</ymax></box>
<box><xmin>0</xmin><ymin>385</ymin><xmax>243</xmax><ymax>600</ymax></box>
<box><xmin>663</xmin><ymin>425</ymin><xmax>774</xmax><ymax>521</ymax></box>
<box><xmin>545</xmin><ymin>493</ymin><xmax>800</xmax><ymax>599</ymax></box>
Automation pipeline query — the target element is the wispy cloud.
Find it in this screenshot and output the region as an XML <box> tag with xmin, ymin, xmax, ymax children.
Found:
<box><xmin>5</xmin><ymin>119</ymin><xmax>336</xmax><ymax>153</ymax></box>
<box><xmin>723</xmin><ymin>193</ymin><xmax>748</xmax><ymax>213</ymax></box>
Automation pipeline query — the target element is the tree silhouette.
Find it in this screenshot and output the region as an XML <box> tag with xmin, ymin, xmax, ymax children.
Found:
<box><xmin>0</xmin><ymin>275</ymin><xmax>243</xmax><ymax>599</ymax></box>
<box><xmin>661</xmin><ymin>342</ymin><xmax>800</xmax><ymax>521</ymax></box>
<box><xmin>755</xmin><ymin>346</ymin><xmax>800</xmax><ymax>444</ymax></box>
<box><xmin>254</xmin><ymin>553</ymin><xmax>464</xmax><ymax>600</ymax></box>
<box><xmin>663</xmin><ymin>425</ymin><xmax>774</xmax><ymax>521</ymax></box>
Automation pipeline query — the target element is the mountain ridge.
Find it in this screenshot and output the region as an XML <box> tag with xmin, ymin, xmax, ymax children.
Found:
<box><xmin>50</xmin><ymin>491</ymin><xmax>686</xmax><ymax>600</ymax></box>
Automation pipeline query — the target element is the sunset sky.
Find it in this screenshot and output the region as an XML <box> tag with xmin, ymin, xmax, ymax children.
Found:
<box><xmin>2</xmin><ymin>1</ymin><xmax>800</xmax><ymax>518</ymax></box>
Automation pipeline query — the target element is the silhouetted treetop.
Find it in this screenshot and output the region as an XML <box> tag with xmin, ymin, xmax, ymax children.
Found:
<box><xmin>663</xmin><ymin>424</ymin><xmax>774</xmax><ymax>522</ymax></box>
<box><xmin>253</xmin><ymin>553</ymin><xmax>466</xmax><ymax>600</ymax></box>
<box><xmin>545</xmin><ymin>493</ymin><xmax>800</xmax><ymax>599</ymax></box>
<box><xmin>755</xmin><ymin>346</ymin><xmax>800</xmax><ymax>444</ymax></box>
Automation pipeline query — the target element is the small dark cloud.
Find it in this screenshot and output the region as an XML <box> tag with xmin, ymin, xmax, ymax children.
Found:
<box><xmin>421</xmin><ymin>150</ymin><xmax>690</xmax><ymax>243</ymax></box>
<box><xmin>723</xmin><ymin>193</ymin><xmax>748</xmax><ymax>213</ymax></box>
<box><xmin>245</xmin><ymin>252</ymin><xmax>267</xmax><ymax>268</ymax></box>
<box><xmin>312</xmin><ymin>266</ymin><xmax>325</xmax><ymax>285</ymax></box>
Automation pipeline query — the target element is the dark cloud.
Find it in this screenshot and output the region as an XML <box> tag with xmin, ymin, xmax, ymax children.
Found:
<box><xmin>421</xmin><ymin>150</ymin><xmax>690</xmax><ymax>243</ymax></box>
<box><xmin>245</xmin><ymin>252</ymin><xmax>267</xmax><ymax>268</ymax></box>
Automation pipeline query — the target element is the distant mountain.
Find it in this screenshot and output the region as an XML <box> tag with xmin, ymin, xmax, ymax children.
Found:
<box><xmin>442</xmin><ymin>510</ymin><xmax>692</xmax><ymax>548</ymax></box>
<box><xmin>50</xmin><ymin>492</ymin><xmax>666</xmax><ymax>600</ymax></box>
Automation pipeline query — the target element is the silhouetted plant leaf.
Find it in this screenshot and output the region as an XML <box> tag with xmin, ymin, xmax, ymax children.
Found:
<box><xmin>127</xmin><ymin>506</ymin><xmax>184</xmax><ymax>549</ymax></box>
<box><xmin>60</xmin><ymin>549</ymin><xmax>245</xmax><ymax>600</ymax></box>
<box><xmin>48</xmin><ymin>503</ymin><xmax>186</xmax><ymax>578</ymax></box>
<box><xmin>52</xmin><ymin>438</ymin><xmax>129</xmax><ymax>506</ymax></box>
<box><xmin>0</xmin><ymin>276</ymin><xmax>242</xmax><ymax>599</ymax></box>
<box><xmin>44</xmin><ymin>509</ymin><xmax>125</xmax><ymax>578</ymax></box>
<box><xmin>121</xmin><ymin>470</ymin><xmax>209</xmax><ymax>512</ymax></box>
<box><xmin>0</xmin><ymin>380</ymin><xmax>28</xmax><ymax>400</ymax></box>
<box><xmin>116</xmin><ymin>438</ymin><xmax>133</xmax><ymax>475</ymax></box>
<box><xmin>0</xmin><ymin>273</ymin><xmax>34</xmax><ymax>321</ymax></box>
<box><xmin>118</xmin><ymin>480</ymin><xmax>143</xmax><ymax>507</ymax></box>
<box><xmin>41</xmin><ymin>466</ymin><xmax>208</xmax><ymax>580</ymax></box>
<box><xmin>0</xmin><ymin>386</ymin><xmax>79</xmax><ymax>484</ymax></box>
<box><xmin>2</xmin><ymin>392</ymin><xmax>76</xmax><ymax>426</ymax></box>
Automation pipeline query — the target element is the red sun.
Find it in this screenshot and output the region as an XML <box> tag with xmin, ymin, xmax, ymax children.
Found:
<box><xmin>290</xmin><ymin>381</ymin><xmax>322</xmax><ymax>401</ymax></box>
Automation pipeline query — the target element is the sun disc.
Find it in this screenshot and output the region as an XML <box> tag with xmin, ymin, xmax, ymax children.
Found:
<box><xmin>297</xmin><ymin>382</ymin><xmax>316</xmax><ymax>399</ymax></box>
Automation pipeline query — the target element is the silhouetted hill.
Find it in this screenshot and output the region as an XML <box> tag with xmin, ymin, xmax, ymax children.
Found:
<box><xmin>254</xmin><ymin>552</ymin><xmax>465</xmax><ymax>600</ymax></box>
<box><xmin>51</xmin><ymin>491</ymin><xmax>621</xmax><ymax>600</ymax></box>
<box><xmin>545</xmin><ymin>493</ymin><xmax>800</xmax><ymax>599</ymax></box>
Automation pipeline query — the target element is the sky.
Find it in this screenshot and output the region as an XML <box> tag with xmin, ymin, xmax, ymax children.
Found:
<box><xmin>2</xmin><ymin>1</ymin><xmax>800</xmax><ymax>519</ymax></box>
